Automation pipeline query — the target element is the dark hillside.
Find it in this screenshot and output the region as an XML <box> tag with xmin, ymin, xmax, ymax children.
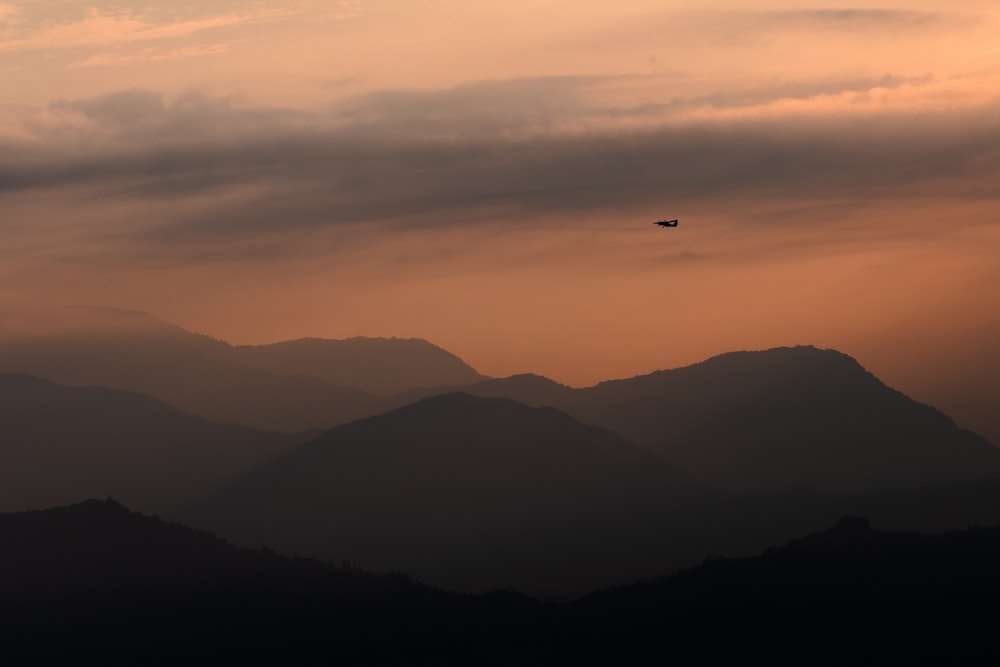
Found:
<box><xmin>420</xmin><ymin>347</ymin><xmax>1000</xmax><ymax>493</ymax></box>
<box><xmin>571</xmin><ymin>516</ymin><xmax>1000</xmax><ymax>663</ymax></box>
<box><xmin>0</xmin><ymin>374</ymin><xmax>303</xmax><ymax>513</ymax></box>
<box><xmin>7</xmin><ymin>501</ymin><xmax>1000</xmax><ymax>664</ymax></box>
<box><xmin>0</xmin><ymin>499</ymin><xmax>551</xmax><ymax>665</ymax></box>
<box><xmin>576</xmin><ymin>346</ymin><xmax>1000</xmax><ymax>492</ymax></box>
<box><xmin>188</xmin><ymin>392</ymin><xmax>706</xmax><ymax>598</ymax></box>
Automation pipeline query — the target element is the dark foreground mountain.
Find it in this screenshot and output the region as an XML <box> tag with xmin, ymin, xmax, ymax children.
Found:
<box><xmin>187</xmin><ymin>393</ymin><xmax>715</xmax><ymax>598</ymax></box>
<box><xmin>568</xmin><ymin>515</ymin><xmax>1000</xmax><ymax>664</ymax></box>
<box><xmin>0</xmin><ymin>374</ymin><xmax>305</xmax><ymax>514</ymax></box>
<box><xmin>403</xmin><ymin>346</ymin><xmax>1000</xmax><ymax>493</ymax></box>
<box><xmin>0</xmin><ymin>499</ymin><xmax>551</xmax><ymax>665</ymax></box>
<box><xmin>7</xmin><ymin>501</ymin><xmax>1000</xmax><ymax>664</ymax></box>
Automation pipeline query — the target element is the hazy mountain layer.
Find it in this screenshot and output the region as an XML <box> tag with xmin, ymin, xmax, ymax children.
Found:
<box><xmin>185</xmin><ymin>385</ymin><xmax>1000</xmax><ymax>596</ymax></box>
<box><xmin>6</xmin><ymin>310</ymin><xmax>994</xmax><ymax>495</ymax></box>
<box><xmin>0</xmin><ymin>374</ymin><xmax>304</xmax><ymax>514</ymax></box>
<box><xmin>0</xmin><ymin>307</ymin><xmax>485</xmax><ymax>431</ymax></box>
<box><xmin>187</xmin><ymin>393</ymin><xmax>715</xmax><ymax>598</ymax></box>
<box><xmin>0</xmin><ymin>335</ymin><xmax>375</xmax><ymax>432</ymax></box>
<box><xmin>400</xmin><ymin>347</ymin><xmax>1000</xmax><ymax>493</ymax></box>
<box><xmin>226</xmin><ymin>336</ymin><xmax>487</xmax><ymax>395</ymax></box>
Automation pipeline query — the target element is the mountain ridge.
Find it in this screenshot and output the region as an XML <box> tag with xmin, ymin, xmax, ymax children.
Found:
<box><xmin>393</xmin><ymin>346</ymin><xmax>1000</xmax><ymax>493</ymax></box>
<box><xmin>0</xmin><ymin>307</ymin><xmax>486</xmax><ymax>430</ymax></box>
<box><xmin>8</xmin><ymin>499</ymin><xmax>1000</xmax><ymax>663</ymax></box>
<box><xmin>0</xmin><ymin>373</ymin><xmax>305</xmax><ymax>514</ymax></box>
<box><xmin>187</xmin><ymin>391</ymin><xmax>705</xmax><ymax>598</ymax></box>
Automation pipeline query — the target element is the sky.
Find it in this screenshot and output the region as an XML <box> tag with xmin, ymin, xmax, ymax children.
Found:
<box><xmin>1</xmin><ymin>1</ymin><xmax>999</xmax><ymax>436</ymax></box>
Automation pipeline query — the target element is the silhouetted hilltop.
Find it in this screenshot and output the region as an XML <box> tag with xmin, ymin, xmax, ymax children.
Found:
<box><xmin>0</xmin><ymin>307</ymin><xmax>495</xmax><ymax>430</ymax></box>
<box><xmin>576</xmin><ymin>346</ymin><xmax>1000</xmax><ymax>492</ymax></box>
<box><xmin>0</xmin><ymin>308</ymin><xmax>382</xmax><ymax>430</ymax></box>
<box><xmin>0</xmin><ymin>499</ymin><xmax>550</xmax><ymax>664</ymax></box>
<box><xmin>10</xmin><ymin>305</ymin><xmax>228</xmax><ymax>351</ymax></box>
<box><xmin>395</xmin><ymin>372</ymin><xmax>575</xmax><ymax>407</ymax></box>
<box><xmin>8</xmin><ymin>500</ymin><xmax>1000</xmax><ymax>664</ymax></box>
<box><xmin>187</xmin><ymin>393</ymin><xmax>706</xmax><ymax>597</ymax></box>
<box><xmin>780</xmin><ymin>514</ymin><xmax>878</xmax><ymax>550</ymax></box>
<box><xmin>422</xmin><ymin>346</ymin><xmax>1000</xmax><ymax>493</ymax></box>
<box><xmin>227</xmin><ymin>336</ymin><xmax>487</xmax><ymax>395</ymax></box>
<box><xmin>572</xmin><ymin>516</ymin><xmax>1000</xmax><ymax>663</ymax></box>
<box><xmin>0</xmin><ymin>374</ymin><xmax>304</xmax><ymax>514</ymax></box>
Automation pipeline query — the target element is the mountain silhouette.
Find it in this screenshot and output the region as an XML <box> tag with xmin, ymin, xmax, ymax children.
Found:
<box><xmin>0</xmin><ymin>374</ymin><xmax>305</xmax><ymax>514</ymax></box>
<box><xmin>184</xmin><ymin>384</ymin><xmax>1000</xmax><ymax>596</ymax></box>
<box><xmin>0</xmin><ymin>307</ymin><xmax>481</xmax><ymax>431</ymax></box>
<box><xmin>575</xmin><ymin>346</ymin><xmax>1000</xmax><ymax>492</ymax></box>
<box><xmin>226</xmin><ymin>336</ymin><xmax>487</xmax><ymax>395</ymax></box>
<box><xmin>0</xmin><ymin>499</ymin><xmax>547</xmax><ymax>664</ymax></box>
<box><xmin>9</xmin><ymin>310</ymin><xmax>991</xmax><ymax>495</ymax></box>
<box><xmin>393</xmin><ymin>371</ymin><xmax>576</xmax><ymax>407</ymax></box>
<box><xmin>8</xmin><ymin>500</ymin><xmax>1000</xmax><ymax>664</ymax></box>
<box><xmin>0</xmin><ymin>498</ymin><xmax>416</xmax><ymax>602</ymax></box>
<box><xmin>187</xmin><ymin>392</ymin><xmax>712</xmax><ymax>598</ymax></box>
<box><xmin>401</xmin><ymin>346</ymin><xmax>1000</xmax><ymax>493</ymax></box>
<box><xmin>571</xmin><ymin>516</ymin><xmax>1000</xmax><ymax>663</ymax></box>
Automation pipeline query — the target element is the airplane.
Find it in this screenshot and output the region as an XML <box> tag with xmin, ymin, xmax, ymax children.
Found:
<box><xmin>654</xmin><ymin>219</ymin><xmax>678</xmax><ymax>228</ymax></box>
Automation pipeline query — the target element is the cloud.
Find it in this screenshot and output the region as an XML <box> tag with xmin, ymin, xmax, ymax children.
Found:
<box><xmin>1</xmin><ymin>78</ymin><xmax>998</xmax><ymax>261</ymax></box>
<box><xmin>572</xmin><ymin>7</ymin><xmax>959</xmax><ymax>53</ymax></box>
<box><xmin>764</xmin><ymin>9</ymin><xmax>945</xmax><ymax>28</ymax></box>
<box><xmin>320</xmin><ymin>0</ymin><xmax>366</xmax><ymax>23</ymax></box>
<box><xmin>71</xmin><ymin>43</ymin><xmax>231</xmax><ymax>68</ymax></box>
<box><xmin>0</xmin><ymin>3</ymin><xmax>19</xmax><ymax>23</ymax></box>
<box><xmin>0</xmin><ymin>7</ymin><xmax>287</xmax><ymax>53</ymax></box>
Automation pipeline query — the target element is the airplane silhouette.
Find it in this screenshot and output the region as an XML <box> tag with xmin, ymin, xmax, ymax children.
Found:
<box><xmin>654</xmin><ymin>219</ymin><xmax>678</xmax><ymax>228</ymax></box>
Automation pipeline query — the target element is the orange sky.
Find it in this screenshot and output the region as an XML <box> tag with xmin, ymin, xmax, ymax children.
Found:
<box><xmin>2</xmin><ymin>1</ymin><xmax>999</xmax><ymax>437</ymax></box>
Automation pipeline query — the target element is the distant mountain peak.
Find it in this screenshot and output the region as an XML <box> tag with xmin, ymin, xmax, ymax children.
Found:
<box><xmin>678</xmin><ymin>344</ymin><xmax>868</xmax><ymax>376</ymax></box>
<box><xmin>781</xmin><ymin>516</ymin><xmax>878</xmax><ymax>552</ymax></box>
<box><xmin>49</xmin><ymin>497</ymin><xmax>132</xmax><ymax>517</ymax></box>
<box><xmin>227</xmin><ymin>335</ymin><xmax>487</xmax><ymax>395</ymax></box>
<box><xmin>495</xmin><ymin>373</ymin><xmax>568</xmax><ymax>387</ymax></box>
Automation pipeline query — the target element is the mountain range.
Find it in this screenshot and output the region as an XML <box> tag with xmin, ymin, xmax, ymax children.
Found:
<box><xmin>186</xmin><ymin>392</ymin><xmax>710</xmax><ymax>596</ymax></box>
<box><xmin>6</xmin><ymin>499</ymin><xmax>1000</xmax><ymax>664</ymax></box>
<box><xmin>398</xmin><ymin>346</ymin><xmax>1000</xmax><ymax>493</ymax></box>
<box><xmin>4</xmin><ymin>307</ymin><xmax>1000</xmax><ymax>599</ymax></box>
<box><xmin>184</xmin><ymin>387</ymin><xmax>1000</xmax><ymax>597</ymax></box>
<box><xmin>0</xmin><ymin>306</ymin><xmax>481</xmax><ymax>430</ymax></box>
<box><xmin>0</xmin><ymin>373</ymin><xmax>304</xmax><ymax>514</ymax></box>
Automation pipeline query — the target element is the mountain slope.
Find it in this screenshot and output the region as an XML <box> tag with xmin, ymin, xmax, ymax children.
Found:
<box><xmin>8</xmin><ymin>500</ymin><xmax>1000</xmax><ymax>664</ymax></box>
<box><xmin>571</xmin><ymin>516</ymin><xmax>1000</xmax><ymax>663</ymax></box>
<box><xmin>188</xmin><ymin>393</ymin><xmax>706</xmax><ymax>597</ymax></box>
<box><xmin>0</xmin><ymin>499</ymin><xmax>548</xmax><ymax>665</ymax></box>
<box><xmin>227</xmin><ymin>336</ymin><xmax>487</xmax><ymax>395</ymax></box>
<box><xmin>410</xmin><ymin>347</ymin><xmax>1000</xmax><ymax>493</ymax></box>
<box><xmin>0</xmin><ymin>333</ymin><xmax>377</xmax><ymax>433</ymax></box>
<box><xmin>0</xmin><ymin>374</ymin><xmax>305</xmax><ymax>514</ymax></box>
<box><xmin>0</xmin><ymin>307</ymin><xmax>491</xmax><ymax>430</ymax></box>
<box><xmin>576</xmin><ymin>346</ymin><xmax>1000</xmax><ymax>492</ymax></box>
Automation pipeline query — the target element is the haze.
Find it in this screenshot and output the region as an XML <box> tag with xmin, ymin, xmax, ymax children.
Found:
<box><xmin>2</xmin><ymin>1</ymin><xmax>998</xmax><ymax>439</ymax></box>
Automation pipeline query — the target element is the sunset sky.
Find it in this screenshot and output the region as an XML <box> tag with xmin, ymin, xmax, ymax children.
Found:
<box><xmin>2</xmin><ymin>1</ymin><xmax>998</xmax><ymax>435</ymax></box>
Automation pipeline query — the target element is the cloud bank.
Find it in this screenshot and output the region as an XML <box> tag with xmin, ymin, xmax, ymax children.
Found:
<box><xmin>1</xmin><ymin>77</ymin><xmax>998</xmax><ymax>258</ymax></box>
